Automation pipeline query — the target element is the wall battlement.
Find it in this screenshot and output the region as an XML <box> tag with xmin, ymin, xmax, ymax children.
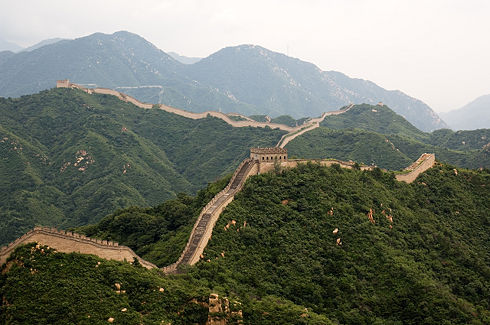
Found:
<box><xmin>0</xmin><ymin>226</ymin><xmax>157</xmax><ymax>269</ymax></box>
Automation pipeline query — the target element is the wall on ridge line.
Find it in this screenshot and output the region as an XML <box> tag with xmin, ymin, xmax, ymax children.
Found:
<box><xmin>256</xmin><ymin>159</ymin><xmax>375</xmax><ymax>174</ymax></box>
<box><xmin>57</xmin><ymin>81</ymin><xmax>295</xmax><ymax>131</ymax></box>
<box><xmin>256</xmin><ymin>154</ymin><xmax>435</xmax><ymax>184</ymax></box>
<box><xmin>395</xmin><ymin>154</ymin><xmax>435</xmax><ymax>183</ymax></box>
<box><xmin>0</xmin><ymin>227</ymin><xmax>157</xmax><ymax>269</ymax></box>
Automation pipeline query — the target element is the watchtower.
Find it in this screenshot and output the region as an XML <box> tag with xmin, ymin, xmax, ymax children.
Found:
<box><xmin>56</xmin><ymin>79</ymin><xmax>71</xmax><ymax>88</ymax></box>
<box><xmin>250</xmin><ymin>147</ymin><xmax>287</xmax><ymax>162</ymax></box>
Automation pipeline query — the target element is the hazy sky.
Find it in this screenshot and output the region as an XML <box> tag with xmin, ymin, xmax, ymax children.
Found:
<box><xmin>1</xmin><ymin>0</ymin><xmax>489</xmax><ymax>112</ymax></box>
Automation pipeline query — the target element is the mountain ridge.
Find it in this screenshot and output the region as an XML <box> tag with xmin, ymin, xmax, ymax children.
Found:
<box><xmin>441</xmin><ymin>94</ymin><xmax>490</xmax><ymax>130</ymax></box>
<box><xmin>0</xmin><ymin>31</ymin><xmax>446</xmax><ymax>131</ymax></box>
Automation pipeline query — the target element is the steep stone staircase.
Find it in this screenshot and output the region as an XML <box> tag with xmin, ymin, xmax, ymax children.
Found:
<box><xmin>162</xmin><ymin>159</ymin><xmax>256</xmax><ymax>273</ymax></box>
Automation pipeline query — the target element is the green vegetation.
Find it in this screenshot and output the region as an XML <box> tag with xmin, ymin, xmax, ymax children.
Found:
<box><xmin>321</xmin><ymin>104</ymin><xmax>426</xmax><ymax>140</ymax></box>
<box><xmin>228</xmin><ymin>115</ymin><xmax>248</xmax><ymax>122</ymax></box>
<box><xmin>0</xmin><ymin>88</ymin><xmax>284</xmax><ymax>245</ymax></box>
<box><xmin>285</xmin><ymin>128</ymin><xmax>413</xmax><ymax>170</ymax></box>
<box><xmin>1</xmin><ymin>163</ymin><xmax>488</xmax><ymax>323</ymax></box>
<box><xmin>0</xmin><ymin>243</ymin><xmax>213</xmax><ymax>324</ymax></box>
<box><xmin>248</xmin><ymin>114</ymin><xmax>309</xmax><ymax>127</ymax></box>
<box><xmin>271</xmin><ymin>115</ymin><xmax>308</xmax><ymax>127</ymax></box>
<box><xmin>192</xmin><ymin>163</ymin><xmax>489</xmax><ymax>324</ymax></box>
<box><xmin>428</xmin><ymin>128</ymin><xmax>490</xmax><ymax>151</ymax></box>
<box><xmin>0</xmin><ymin>164</ymin><xmax>490</xmax><ymax>324</ymax></box>
<box><xmin>248</xmin><ymin>115</ymin><xmax>268</xmax><ymax>123</ymax></box>
<box><xmin>1</xmin><ymin>243</ymin><xmax>334</xmax><ymax>324</ymax></box>
<box><xmin>76</xmin><ymin>176</ymin><xmax>231</xmax><ymax>267</ymax></box>
<box><xmin>287</xmin><ymin>104</ymin><xmax>489</xmax><ymax>170</ymax></box>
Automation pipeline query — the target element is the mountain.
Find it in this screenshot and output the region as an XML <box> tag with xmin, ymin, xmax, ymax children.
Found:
<box><xmin>0</xmin><ymin>88</ymin><xmax>284</xmax><ymax>245</ymax></box>
<box><xmin>0</xmin><ymin>37</ymin><xmax>23</xmax><ymax>52</ymax></box>
<box><xmin>185</xmin><ymin>45</ymin><xmax>446</xmax><ymax>131</ymax></box>
<box><xmin>0</xmin><ymin>31</ymin><xmax>181</xmax><ymax>96</ymax></box>
<box><xmin>168</xmin><ymin>51</ymin><xmax>202</xmax><ymax>64</ymax></box>
<box><xmin>441</xmin><ymin>94</ymin><xmax>490</xmax><ymax>130</ymax></box>
<box><xmin>22</xmin><ymin>37</ymin><xmax>67</xmax><ymax>52</ymax></box>
<box><xmin>0</xmin><ymin>50</ymin><xmax>15</xmax><ymax>66</ymax></box>
<box><xmin>3</xmin><ymin>163</ymin><xmax>488</xmax><ymax>323</ymax></box>
<box><xmin>0</xmin><ymin>31</ymin><xmax>256</xmax><ymax>115</ymax></box>
<box><xmin>286</xmin><ymin>104</ymin><xmax>489</xmax><ymax>170</ymax></box>
<box><xmin>0</xmin><ymin>31</ymin><xmax>445</xmax><ymax>131</ymax></box>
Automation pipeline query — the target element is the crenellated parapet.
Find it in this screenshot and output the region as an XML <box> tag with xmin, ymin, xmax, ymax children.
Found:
<box><xmin>0</xmin><ymin>226</ymin><xmax>156</xmax><ymax>269</ymax></box>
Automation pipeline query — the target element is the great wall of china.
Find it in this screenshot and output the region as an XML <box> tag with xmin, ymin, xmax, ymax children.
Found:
<box><xmin>0</xmin><ymin>150</ymin><xmax>435</xmax><ymax>272</ymax></box>
<box><xmin>0</xmin><ymin>226</ymin><xmax>157</xmax><ymax>269</ymax></box>
<box><xmin>0</xmin><ymin>81</ymin><xmax>436</xmax><ymax>272</ymax></box>
<box><xmin>55</xmin><ymin>80</ymin><xmax>355</xmax><ymax>138</ymax></box>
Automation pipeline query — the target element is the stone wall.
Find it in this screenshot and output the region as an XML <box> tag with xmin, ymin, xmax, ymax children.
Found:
<box><xmin>256</xmin><ymin>158</ymin><xmax>375</xmax><ymax>174</ymax></box>
<box><xmin>0</xmin><ymin>227</ymin><xmax>157</xmax><ymax>269</ymax></box>
<box><xmin>256</xmin><ymin>154</ymin><xmax>434</xmax><ymax>185</ymax></box>
<box><xmin>277</xmin><ymin>104</ymin><xmax>354</xmax><ymax>148</ymax></box>
<box><xmin>162</xmin><ymin>159</ymin><xmax>258</xmax><ymax>273</ymax></box>
<box><xmin>250</xmin><ymin>147</ymin><xmax>287</xmax><ymax>162</ymax></box>
<box><xmin>56</xmin><ymin>81</ymin><xmax>296</xmax><ymax>131</ymax></box>
<box><xmin>395</xmin><ymin>153</ymin><xmax>436</xmax><ymax>183</ymax></box>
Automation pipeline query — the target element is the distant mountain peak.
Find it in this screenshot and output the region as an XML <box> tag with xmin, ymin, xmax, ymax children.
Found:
<box><xmin>0</xmin><ymin>31</ymin><xmax>446</xmax><ymax>131</ymax></box>
<box><xmin>441</xmin><ymin>94</ymin><xmax>490</xmax><ymax>130</ymax></box>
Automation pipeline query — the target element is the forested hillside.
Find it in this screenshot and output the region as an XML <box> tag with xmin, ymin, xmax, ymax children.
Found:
<box><xmin>2</xmin><ymin>163</ymin><xmax>488</xmax><ymax>324</ymax></box>
<box><xmin>286</xmin><ymin>104</ymin><xmax>489</xmax><ymax>170</ymax></box>
<box><xmin>0</xmin><ymin>88</ymin><xmax>284</xmax><ymax>244</ymax></box>
<box><xmin>192</xmin><ymin>163</ymin><xmax>489</xmax><ymax>323</ymax></box>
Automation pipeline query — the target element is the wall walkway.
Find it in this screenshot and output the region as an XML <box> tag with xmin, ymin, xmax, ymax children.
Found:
<box><xmin>57</xmin><ymin>81</ymin><xmax>355</xmax><ymax>135</ymax></box>
<box><xmin>277</xmin><ymin>104</ymin><xmax>354</xmax><ymax>148</ymax></box>
<box><xmin>162</xmin><ymin>159</ymin><xmax>258</xmax><ymax>273</ymax></box>
<box><xmin>395</xmin><ymin>153</ymin><xmax>436</xmax><ymax>183</ymax></box>
<box><xmin>0</xmin><ymin>227</ymin><xmax>157</xmax><ymax>269</ymax></box>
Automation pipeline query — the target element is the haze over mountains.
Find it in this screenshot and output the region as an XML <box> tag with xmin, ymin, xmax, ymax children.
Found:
<box><xmin>441</xmin><ymin>94</ymin><xmax>490</xmax><ymax>130</ymax></box>
<box><xmin>0</xmin><ymin>37</ymin><xmax>23</xmax><ymax>52</ymax></box>
<box><xmin>0</xmin><ymin>31</ymin><xmax>447</xmax><ymax>131</ymax></box>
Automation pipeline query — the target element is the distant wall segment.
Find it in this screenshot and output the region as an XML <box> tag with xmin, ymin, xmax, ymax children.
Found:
<box><xmin>56</xmin><ymin>80</ymin><xmax>296</xmax><ymax>131</ymax></box>
<box><xmin>395</xmin><ymin>153</ymin><xmax>435</xmax><ymax>183</ymax></box>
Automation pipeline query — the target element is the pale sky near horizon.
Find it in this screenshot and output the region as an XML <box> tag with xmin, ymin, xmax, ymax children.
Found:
<box><xmin>1</xmin><ymin>0</ymin><xmax>489</xmax><ymax>113</ymax></box>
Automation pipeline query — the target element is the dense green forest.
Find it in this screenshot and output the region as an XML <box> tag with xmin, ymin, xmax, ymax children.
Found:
<box><xmin>192</xmin><ymin>163</ymin><xmax>489</xmax><ymax>324</ymax></box>
<box><xmin>16</xmin><ymin>162</ymin><xmax>487</xmax><ymax>324</ymax></box>
<box><xmin>0</xmin><ymin>88</ymin><xmax>284</xmax><ymax>245</ymax></box>
<box><xmin>286</xmin><ymin>104</ymin><xmax>489</xmax><ymax>170</ymax></box>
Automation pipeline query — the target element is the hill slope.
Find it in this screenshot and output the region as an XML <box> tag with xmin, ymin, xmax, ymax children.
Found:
<box><xmin>185</xmin><ymin>45</ymin><xmax>446</xmax><ymax>131</ymax></box>
<box><xmin>193</xmin><ymin>163</ymin><xmax>489</xmax><ymax>323</ymax></box>
<box><xmin>0</xmin><ymin>31</ymin><xmax>445</xmax><ymax>131</ymax></box>
<box><xmin>0</xmin><ymin>88</ymin><xmax>284</xmax><ymax>245</ymax></box>
<box><xmin>5</xmin><ymin>163</ymin><xmax>488</xmax><ymax>324</ymax></box>
<box><xmin>441</xmin><ymin>94</ymin><xmax>490</xmax><ymax>130</ymax></box>
<box><xmin>286</xmin><ymin>104</ymin><xmax>489</xmax><ymax>170</ymax></box>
